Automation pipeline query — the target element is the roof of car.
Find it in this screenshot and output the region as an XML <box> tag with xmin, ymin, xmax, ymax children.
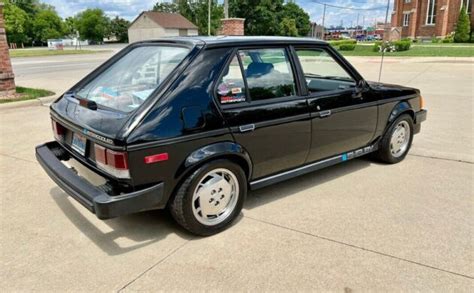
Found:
<box><xmin>135</xmin><ymin>36</ymin><xmax>328</xmax><ymax>47</ymax></box>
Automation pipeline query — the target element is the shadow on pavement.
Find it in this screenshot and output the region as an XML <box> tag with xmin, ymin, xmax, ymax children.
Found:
<box><xmin>245</xmin><ymin>158</ymin><xmax>373</xmax><ymax>210</ymax></box>
<box><xmin>49</xmin><ymin>157</ymin><xmax>373</xmax><ymax>254</ymax></box>
<box><xmin>50</xmin><ymin>187</ymin><xmax>193</xmax><ymax>256</ymax></box>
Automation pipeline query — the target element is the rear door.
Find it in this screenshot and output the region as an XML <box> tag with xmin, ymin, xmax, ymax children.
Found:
<box><xmin>216</xmin><ymin>47</ymin><xmax>311</xmax><ymax>180</ymax></box>
<box><xmin>293</xmin><ymin>46</ymin><xmax>378</xmax><ymax>162</ymax></box>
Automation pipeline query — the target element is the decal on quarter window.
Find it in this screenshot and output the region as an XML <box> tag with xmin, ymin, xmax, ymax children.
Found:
<box><xmin>220</xmin><ymin>96</ymin><xmax>246</xmax><ymax>104</ymax></box>
<box><xmin>231</xmin><ymin>87</ymin><xmax>242</xmax><ymax>95</ymax></box>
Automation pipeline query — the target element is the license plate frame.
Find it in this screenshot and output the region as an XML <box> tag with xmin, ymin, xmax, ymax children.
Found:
<box><xmin>71</xmin><ymin>132</ymin><xmax>87</xmax><ymax>156</ymax></box>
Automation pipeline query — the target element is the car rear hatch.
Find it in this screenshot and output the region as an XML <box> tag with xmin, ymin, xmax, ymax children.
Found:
<box><xmin>48</xmin><ymin>41</ymin><xmax>202</xmax><ymax>182</ymax></box>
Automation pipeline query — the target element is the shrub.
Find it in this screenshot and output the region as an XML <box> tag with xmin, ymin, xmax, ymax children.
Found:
<box><xmin>372</xmin><ymin>41</ymin><xmax>382</xmax><ymax>52</ymax></box>
<box><xmin>339</xmin><ymin>43</ymin><xmax>356</xmax><ymax>51</ymax></box>
<box><xmin>431</xmin><ymin>37</ymin><xmax>441</xmax><ymax>43</ymax></box>
<box><xmin>454</xmin><ymin>7</ymin><xmax>471</xmax><ymax>43</ymax></box>
<box><xmin>329</xmin><ymin>39</ymin><xmax>357</xmax><ymax>47</ymax></box>
<box><xmin>393</xmin><ymin>40</ymin><xmax>411</xmax><ymax>51</ymax></box>
<box><xmin>372</xmin><ymin>41</ymin><xmax>396</xmax><ymax>52</ymax></box>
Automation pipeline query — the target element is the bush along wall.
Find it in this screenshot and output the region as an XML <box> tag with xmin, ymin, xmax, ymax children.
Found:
<box><xmin>373</xmin><ymin>40</ymin><xmax>411</xmax><ymax>52</ymax></box>
<box><xmin>338</xmin><ymin>43</ymin><xmax>356</xmax><ymax>51</ymax></box>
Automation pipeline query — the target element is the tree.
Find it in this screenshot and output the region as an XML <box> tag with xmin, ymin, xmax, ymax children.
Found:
<box><xmin>74</xmin><ymin>9</ymin><xmax>108</xmax><ymax>42</ymax></box>
<box><xmin>230</xmin><ymin>0</ymin><xmax>283</xmax><ymax>35</ymax></box>
<box><xmin>64</xmin><ymin>17</ymin><xmax>77</xmax><ymax>37</ymax></box>
<box><xmin>3</xmin><ymin>1</ymin><xmax>29</xmax><ymax>45</ymax></box>
<box><xmin>32</xmin><ymin>9</ymin><xmax>65</xmax><ymax>43</ymax></box>
<box><xmin>153</xmin><ymin>2</ymin><xmax>179</xmax><ymax>13</ymax></box>
<box><xmin>109</xmin><ymin>16</ymin><xmax>130</xmax><ymax>43</ymax></box>
<box><xmin>279</xmin><ymin>2</ymin><xmax>310</xmax><ymax>36</ymax></box>
<box><xmin>190</xmin><ymin>0</ymin><xmax>224</xmax><ymax>35</ymax></box>
<box><xmin>279</xmin><ymin>17</ymin><xmax>298</xmax><ymax>37</ymax></box>
<box><xmin>229</xmin><ymin>0</ymin><xmax>310</xmax><ymax>36</ymax></box>
<box><xmin>152</xmin><ymin>0</ymin><xmax>223</xmax><ymax>35</ymax></box>
<box><xmin>454</xmin><ymin>7</ymin><xmax>470</xmax><ymax>43</ymax></box>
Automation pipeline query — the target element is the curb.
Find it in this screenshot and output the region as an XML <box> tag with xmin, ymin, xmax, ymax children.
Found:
<box><xmin>0</xmin><ymin>95</ymin><xmax>58</xmax><ymax>111</ymax></box>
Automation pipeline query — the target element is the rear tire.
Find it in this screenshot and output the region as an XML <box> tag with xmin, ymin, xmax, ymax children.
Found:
<box><xmin>374</xmin><ymin>114</ymin><xmax>414</xmax><ymax>164</ymax></box>
<box><xmin>169</xmin><ymin>160</ymin><xmax>247</xmax><ymax>236</ymax></box>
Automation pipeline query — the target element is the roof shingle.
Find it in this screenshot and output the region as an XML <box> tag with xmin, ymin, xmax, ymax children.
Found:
<box><xmin>137</xmin><ymin>12</ymin><xmax>198</xmax><ymax>30</ymax></box>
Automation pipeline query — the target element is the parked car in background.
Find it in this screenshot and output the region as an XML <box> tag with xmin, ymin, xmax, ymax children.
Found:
<box><xmin>36</xmin><ymin>37</ymin><xmax>427</xmax><ymax>235</ymax></box>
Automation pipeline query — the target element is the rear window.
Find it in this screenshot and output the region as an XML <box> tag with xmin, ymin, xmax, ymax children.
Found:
<box><xmin>76</xmin><ymin>46</ymin><xmax>190</xmax><ymax>112</ymax></box>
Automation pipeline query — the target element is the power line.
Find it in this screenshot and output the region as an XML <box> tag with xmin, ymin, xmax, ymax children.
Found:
<box><xmin>307</xmin><ymin>0</ymin><xmax>388</xmax><ymax>11</ymax></box>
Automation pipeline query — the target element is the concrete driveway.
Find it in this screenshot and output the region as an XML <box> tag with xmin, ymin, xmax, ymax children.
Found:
<box><xmin>1</xmin><ymin>52</ymin><xmax>473</xmax><ymax>291</ymax></box>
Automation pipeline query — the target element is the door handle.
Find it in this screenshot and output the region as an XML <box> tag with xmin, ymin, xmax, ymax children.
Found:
<box><xmin>319</xmin><ymin>110</ymin><xmax>332</xmax><ymax>118</ymax></box>
<box><xmin>239</xmin><ymin>124</ymin><xmax>255</xmax><ymax>133</ymax></box>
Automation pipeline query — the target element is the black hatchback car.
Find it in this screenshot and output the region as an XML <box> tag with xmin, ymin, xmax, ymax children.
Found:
<box><xmin>36</xmin><ymin>37</ymin><xmax>427</xmax><ymax>235</ymax></box>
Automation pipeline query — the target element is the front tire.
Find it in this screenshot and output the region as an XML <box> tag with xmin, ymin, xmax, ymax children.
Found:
<box><xmin>374</xmin><ymin>114</ymin><xmax>414</xmax><ymax>164</ymax></box>
<box><xmin>169</xmin><ymin>160</ymin><xmax>247</xmax><ymax>236</ymax></box>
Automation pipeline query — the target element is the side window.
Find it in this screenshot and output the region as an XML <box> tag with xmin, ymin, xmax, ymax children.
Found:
<box><xmin>296</xmin><ymin>49</ymin><xmax>356</xmax><ymax>94</ymax></box>
<box><xmin>239</xmin><ymin>48</ymin><xmax>296</xmax><ymax>101</ymax></box>
<box><xmin>216</xmin><ymin>54</ymin><xmax>247</xmax><ymax>105</ymax></box>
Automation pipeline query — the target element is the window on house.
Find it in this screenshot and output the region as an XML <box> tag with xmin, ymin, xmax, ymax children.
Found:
<box><xmin>426</xmin><ymin>0</ymin><xmax>437</xmax><ymax>25</ymax></box>
<box><xmin>461</xmin><ymin>0</ymin><xmax>472</xmax><ymax>14</ymax></box>
<box><xmin>404</xmin><ymin>0</ymin><xmax>411</xmax><ymax>3</ymax></box>
<box><xmin>403</xmin><ymin>13</ymin><xmax>410</xmax><ymax>26</ymax></box>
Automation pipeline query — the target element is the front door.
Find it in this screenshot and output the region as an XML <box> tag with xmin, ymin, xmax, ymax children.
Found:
<box><xmin>216</xmin><ymin>48</ymin><xmax>311</xmax><ymax>179</ymax></box>
<box><xmin>293</xmin><ymin>47</ymin><xmax>378</xmax><ymax>163</ymax></box>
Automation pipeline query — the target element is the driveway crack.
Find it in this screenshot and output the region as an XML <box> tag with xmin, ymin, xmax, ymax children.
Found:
<box><xmin>117</xmin><ymin>240</ymin><xmax>190</xmax><ymax>292</ymax></box>
<box><xmin>244</xmin><ymin>215</ymin><xmax>474</xmax><ymax>280</ymax></box>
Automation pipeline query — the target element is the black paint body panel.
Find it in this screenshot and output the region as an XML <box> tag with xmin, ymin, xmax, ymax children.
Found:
<box><xmin>38</xmin><ymin>37</ymin><xmax>426</xmax><ymax>216</ymax></box>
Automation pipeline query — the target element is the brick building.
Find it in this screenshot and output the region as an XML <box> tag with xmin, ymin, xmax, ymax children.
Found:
<box><xmin>218</xmin><ymin>18</ymin><xmax>245</xmax><ymax>36</ymax></box>
<box><xmin>391</xmin><ymin>0</ymin><xmax>473</xmax><ymax>39</ymax></box>
<box><xmin>0</xmin><ymin>2</ymin><xmax>16</xmax><ymax>97</ymax></box>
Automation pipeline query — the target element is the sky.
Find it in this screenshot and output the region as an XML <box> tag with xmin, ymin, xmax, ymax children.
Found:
<box><xmin>42</xmin><ymin>0</ymin><xmax>393</xmax><ymax>28</ymax></box>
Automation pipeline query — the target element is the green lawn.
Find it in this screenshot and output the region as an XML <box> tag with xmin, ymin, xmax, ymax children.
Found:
<box><xmin>337</xmin><ymin>44</ymin><xmax>474</xmax><ymax>57</ymax></box>
<box><xmin>9</xmin><ymin>49</ymin><xmax>105</xmax><ymax>58</ymax></box>
<box><xmin>0</xmin><ymin>86</ymin><xmax>55</xmax><ymax>104</ymax></box>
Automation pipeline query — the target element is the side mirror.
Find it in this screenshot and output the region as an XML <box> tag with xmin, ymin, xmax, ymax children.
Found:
<box><xmin>352</xmin><ymin>80</ymin><xmax>367</xmax><ymax>99</ymax></box>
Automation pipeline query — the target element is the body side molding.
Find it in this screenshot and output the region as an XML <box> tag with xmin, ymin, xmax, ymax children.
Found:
<box><xmin>250</xmin><ymin>143</ymin><xmax>378</xmax><ymax>190</ymax></box>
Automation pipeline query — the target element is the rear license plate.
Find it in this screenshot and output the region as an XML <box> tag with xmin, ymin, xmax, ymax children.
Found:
<box><xmin>71</xmin><ymin>133</ymin><xmax>87</xmax><ymax>156</ymax></box>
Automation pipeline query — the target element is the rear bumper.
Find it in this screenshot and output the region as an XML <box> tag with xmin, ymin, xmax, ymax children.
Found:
<box><xmin>35</xmin><ymin>141</ymin><xmax>164</xmax><ymax>219</ymax></box>
<box><xmin>414</xmin><ymin>109</ymin><xmax>427</xmax><ymax>134</ymax></box>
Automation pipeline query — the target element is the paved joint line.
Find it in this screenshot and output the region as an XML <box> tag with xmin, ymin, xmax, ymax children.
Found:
<box><xmin>408</xmin><ymin>153</ymin><xmax>473</xmax><ymax>164</ymax></box>
<box><xmin>0</xmin><ymin>152</ymin><xmax>38</xmax><ymax>164</ymax></box>
<box><xmin>244</xmin><ymin>215</ymin><xmax>474</xmax><ymax>280</ymax></box>
<box><xmin>117</xmin><ymin>241</ymin><xmax>190</xmax><ymax>292</ymax></box>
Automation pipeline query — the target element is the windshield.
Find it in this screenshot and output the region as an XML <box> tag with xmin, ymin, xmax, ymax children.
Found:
<box><xmin>76</xmin><ymin>46</ymin><xmax>190</xmax><ymax>112</ymax></box>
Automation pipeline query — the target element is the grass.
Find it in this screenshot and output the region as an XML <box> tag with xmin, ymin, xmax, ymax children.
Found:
<box><xmin>337</xmin><ymin>44</ymin><xmax>474</xmax><ymax>57</ymax></box>
<box><xmin>0</xmin><ymin>86</ymin><xmax>55</xmax><ymax>104</ymax></box>
<box><xmin>9</xmin><ymin>49</ymin><xmax>103</xmax><ymax>58</ymax></box>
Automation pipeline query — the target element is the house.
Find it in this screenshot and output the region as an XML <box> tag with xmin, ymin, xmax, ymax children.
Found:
<box><xmin>391</xmin><ymin>0</ymin><xmax>473</xmax><ymax>39</ymax></box>
<box><xmin>128</xmin><ymin>12</ymin><xmax>199</xmax><ymax>43</ymax></box>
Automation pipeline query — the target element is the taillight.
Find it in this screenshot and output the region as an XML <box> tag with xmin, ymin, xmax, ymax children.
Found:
<box><xmin>420</xmin><ymin>95</ymin><xmax>425</xmax><ymax>109</ymax></box>
<box><xmin>51</xmin><ymin>120</ymin><xmax>65</xmax><ymax>141</ymax></box>
<box><xmin>94</xmin><ymin>144</ymin><xmax>130</xmax><ymax>179</ymax></box>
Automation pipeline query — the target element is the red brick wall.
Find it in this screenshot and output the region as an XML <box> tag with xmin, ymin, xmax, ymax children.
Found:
<box><xmin>218</xmin><ymin>18</ymin><xmax>245</xmax><ymax>36</ymax></box>
<box><xmin>0</xmin><ymin>3</ymin><xmax>16</xmax><ymax>97</ymax></box>
<box><xmin>391</xmin><ymin>0</ymin><xmax>473</xmax><ymax>38</ymax></box>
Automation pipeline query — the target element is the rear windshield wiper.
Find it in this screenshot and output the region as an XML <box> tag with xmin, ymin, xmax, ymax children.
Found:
<box><xmin>64</xmin><ymin>91</ymin><xmax>98</xmax><ymax>110</ymax></box>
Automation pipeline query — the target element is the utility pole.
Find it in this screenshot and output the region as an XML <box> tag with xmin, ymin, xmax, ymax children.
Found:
<box><xmin>208</xmin><ymin>0</ymin><xmax>211</xmax><ymax>36</ymax></box>
<box><xmin>356</xmin><ymin>13</ymin><xmax>360</xmax><ymax>36</ymax></box>
<box><xmin>378</xmin><ymin>0</ymin><xmax>391</xmax><ymax>82</ymax></box>
<box><xmin>224</xmin><ymin>0</ymin><xmax>229</xmax><ymax>19</ymax></box>
<box><xmin>321</xmin><ymin>4</ymin><xmax>326</xmax><ymax>39</ymax></box>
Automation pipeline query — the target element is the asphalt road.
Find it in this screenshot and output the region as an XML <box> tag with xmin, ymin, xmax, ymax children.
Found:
<box><xmin>1</xmin><ymin>51</ymin><xmax>473</xmax><ymax>291</ymax></box>
<box><xmin>11</xmin><ymin>49</ymin><xmax>121</xmax><ymax>95</ymax></box>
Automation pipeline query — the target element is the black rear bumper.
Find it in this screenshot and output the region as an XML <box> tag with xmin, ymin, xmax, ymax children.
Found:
<box><xmin>35</xmin><ymin>141</ymin><xmax>164</xmax><ymax>219</ymax></box>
